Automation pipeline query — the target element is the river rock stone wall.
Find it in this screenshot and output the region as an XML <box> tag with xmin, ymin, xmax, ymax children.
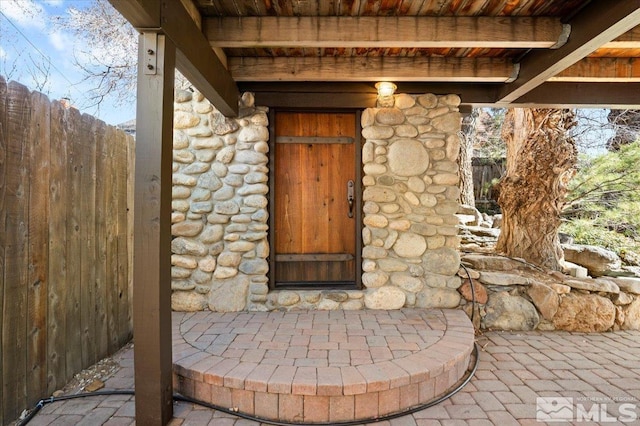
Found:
<box><xmin>170</xmin><ymin>91</ymin><xmax>462</xmax><ymax>312</ymax></box>
<box><xmin>359</xmin><ymin>94</ymin><xmax>462</xmax><ymax>310</ymax></box>
<box><xmin>170</xmin><ymin>90</ymin><xmax>270</xmax><ymax>312</ymax></box>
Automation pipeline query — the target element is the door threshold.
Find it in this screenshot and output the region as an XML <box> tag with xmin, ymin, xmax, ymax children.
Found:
<box><xmin>274</xmin><ymin>281</ymin><xmax>358</xmax><ymax>291</ymax></box>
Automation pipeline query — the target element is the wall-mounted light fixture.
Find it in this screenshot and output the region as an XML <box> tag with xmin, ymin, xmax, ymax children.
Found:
<box><xmin>375</xmin><ymin>82</ymin><xmax>397</xmax><ymax>108</ymax></box>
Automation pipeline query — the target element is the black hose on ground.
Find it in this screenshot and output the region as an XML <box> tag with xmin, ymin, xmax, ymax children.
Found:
<box><xmin>17</xmin><ymin>390</ymin><xmax>136</xmax><ymax>426</ymax></box>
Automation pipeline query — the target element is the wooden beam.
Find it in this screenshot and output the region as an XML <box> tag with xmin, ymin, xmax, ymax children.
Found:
<box><xmin>133</xmin><ymin>32</ymin><xmax>175</xmax><ymax>425</ymax></box>
<box><xmin>108</xmin><ymin>0</ymin><xmax>238</xmax><ymax>116</ymax></box>
<box><xmin>551</xmin><ymin>58</ymin><xmax>640</xmax><ymax>82</ymax></box>
<box><xmin>109</xmin><ymin>0</ymin><xmax>160</xmax><ymax>27</ymax></box>
<box><xmin>177</xmin><ymin>0</ymin><xmax>228</xmax><ymax>68</ymax></box>
<box><xmin>512</xmin><ymin>82</ymin><xmax>640</xmax><ymax>109</ymax></box>
<box><xmin>229</xmin><ymin>57</ymin><xmax>516</xmax><ymax>82</ymax></box>
<box><xmin>178</xmin><ymin>0</ymin><xmax>201</xmax><ymax>29</ymax></box>
<box><xmin>241</xmin><ymin>82</ymin><xmax>500</xmax><ymax>108</ymax></box>
<box><xmin>497</xmin><ymin>1</ymin><xmax>640</xmax><ymax>104</ymax></box>
<box><xmin>603</xmin><ymin>26</ymin><xmax>640</xmax><ymax>49</ymax></box>
<box><xmin>206</xmin><ymin>16</ymin><xmax>566</xmax><ymax>48</ymax></box>
<box><xmin>243</xmin><ymin>80</ymin><xmax>640</xmax><ymax>109</ymax></box>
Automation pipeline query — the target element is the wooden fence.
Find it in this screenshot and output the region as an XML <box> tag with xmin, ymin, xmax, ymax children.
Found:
<box><xmin>0</xmin><ymin>77</ymin><xmax>134</xmax><ymax>424</ymax></box>
<box><xmin>472</xmin><ymin>157</ymin><xmax>505</xmax><ymax>213</ymax></box>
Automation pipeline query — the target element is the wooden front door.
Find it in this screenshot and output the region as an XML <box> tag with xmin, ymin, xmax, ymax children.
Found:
<box><xmin>271</xmin><ymin>111</ymin><xmax>361</xmax><ymax>288</ymax></box>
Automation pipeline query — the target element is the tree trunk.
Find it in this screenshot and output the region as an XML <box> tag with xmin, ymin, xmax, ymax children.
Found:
<box><xmin>458</xmin><ymin>110</ymin><xmax>477</xmax><ymax>207</ymax></box>
<box><xmin>495</xmin><ymin>108</ymin><xmax>577</xmax><ymax>270</ymax></box>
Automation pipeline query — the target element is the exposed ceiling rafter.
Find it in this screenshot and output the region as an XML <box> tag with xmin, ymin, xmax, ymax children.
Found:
<box><xmin>498</xmin><ymin>1</ymin><xmax>640</xmax><ymax>104</ymax></box>
<box><xmin>229</xmin><ymin>57</ymin><xmax>517</xmax><ymax>82</ymax></box>
<box><xmin>206</xmin><ymin>16</ymin><xmax>567</xmax><ymax>49</ymax></box>
<box><xmin>551</xmin><ymin>58</ymin><xmax>640</xmax><ymax>82</ymax></box>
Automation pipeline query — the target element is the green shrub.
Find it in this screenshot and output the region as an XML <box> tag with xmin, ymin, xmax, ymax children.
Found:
<box><xmin>562</xmin><ymin>141</ymin><xmax>640</xmax><ymax>260</ymax></box>
<box><xmin>560</xmin><ymin>220</ymin><xmax>640</xmax><ymax>256</ymax></box>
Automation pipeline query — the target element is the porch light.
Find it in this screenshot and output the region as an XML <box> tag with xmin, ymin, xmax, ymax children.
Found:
<box><xmin>375</xmin><ymin>82</ymin><xmax>397</xmax><ymax>108</ymax></box>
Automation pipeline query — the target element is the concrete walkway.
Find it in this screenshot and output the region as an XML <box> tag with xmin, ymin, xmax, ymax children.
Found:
<box><xmin>27</xmin><ymin>329</ymin><xmax>640</xmax><ymax>425</ymax></box>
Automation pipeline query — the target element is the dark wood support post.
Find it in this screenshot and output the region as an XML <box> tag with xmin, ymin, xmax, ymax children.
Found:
<box><xmin>133</xmin><ymin>32</ymin><xmax>175</xmax><ymax>425</ymax></box>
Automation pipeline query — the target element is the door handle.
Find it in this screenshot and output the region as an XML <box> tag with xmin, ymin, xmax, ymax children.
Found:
<box><xmin>347</xmin><ymin>180</ymin><xmax>354</xmax><ymax>218</ymax></box>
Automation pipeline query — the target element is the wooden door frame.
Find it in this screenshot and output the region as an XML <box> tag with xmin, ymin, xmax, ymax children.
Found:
<box><xmin>268</xmin><ymin>108</ymin><xmax>363</xmax><ymax>290</ymax></box>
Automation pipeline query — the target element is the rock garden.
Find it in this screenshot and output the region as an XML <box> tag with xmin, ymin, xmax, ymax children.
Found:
<box><xmin>457</xmin><ymin>204</ymin><xmax>640</xmax><ymax>332</ymax></box>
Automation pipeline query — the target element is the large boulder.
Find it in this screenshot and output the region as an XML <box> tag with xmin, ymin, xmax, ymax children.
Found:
<box><xmin>622</xmin><ymin>297</ymin><xmax>640</xmax><ymax>330</ymax></box>
<box><xmin>612</xmin><ymin>277</ymin><xmax>640</xmax><ymax>295</ymax></box>
<box><xmin>462</xmin><ymin>254</ymin><xmax>530</xmax><ymax>272</ymax></box>
<box><xmin>415</xmin><ymin>287</ymin><xmax>461</xmax><ymax>309</ymax></box>
<box><xmin>208</xmin><ymin>275</ymin><xmax>249</xmax><ymax>312</ymax></box>
<box><xmin>563</xmin><ymin>277</ymin><xmax>620</xmax><ymax>294</ymax></box>
<box><xmin>458</xmin><ymin>279</ymin><xmax>488</xmax><ymax>304</ymax></box>
<box><xmin>552</xmin><ymin>293</ymin><xmax>616</xmax><ymax>332</ymax></box>
<box><xmin>479</xmin><ymin>271</ymin><xmax>531</xmax><ymax>286</ymax></box>
<box><xmin>562</xmin><ymin>244</ymin><xmax>622</xmax><ymax>277</ymax></box>
<box><xmin>483</xmin><ymin>292</ymin><xmax>540</xmax><ymax>331</ymax></box>
<box><xmin>364</xmin><ymin>286</ymin><xmax>406</xmax><ymax>309</ymax></box>
<box><xmin>172</xmin><ymin>291</ymin><xmax>208</xmax><ymax>311</ymax></box>
<box><xmin>527</xmin><ymin>282</ymin><xmax>559</xmax><ymax>320</ymax></box>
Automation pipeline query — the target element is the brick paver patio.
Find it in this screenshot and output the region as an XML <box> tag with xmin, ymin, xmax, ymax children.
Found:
<box><xmin>24</xmin><ymin>313</ymin><xmax>640</xmax><ymax>426</ymax></box>
<box><xmin>172</xmin><ymin>310</ymin><xmax>474</xmax><ymax>423</ymax></box>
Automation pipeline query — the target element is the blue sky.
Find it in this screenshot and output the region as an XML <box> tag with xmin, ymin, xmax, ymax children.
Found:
<box><xmin>0</xmin><ymin>0</ymin><xmax>136</xmax><ymax>125</ymax></box>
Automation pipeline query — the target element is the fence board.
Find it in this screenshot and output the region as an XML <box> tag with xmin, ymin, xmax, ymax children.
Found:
<box><xmin>26</xmin><ymin>91</ymin><xmax>50</xmax><ymax>408</ymax></box>
<box><xmin>116</xmin><ymin>130</ymin><xmax>131</xmax><ymax>347</ymax></box>
<box><xmin>94</xmin><ymin>119</ymin><xmax>109</xmax><ymax>360</ymax></box>
<box><xmin>0</xmin><ymin>75</ymin><xmax>7</xmax><ymax>426</ymax></box>
<box><xmin>2</xmin><ymin>80</ymin><xmax>30</xmax><ymax>422</ymax></box>
<box><xmin>1</xmin><ymin>80</ymin><xmax>134</xmax><ymax>422</ymax></box>
<box><xmin>105</xmin><ymin>124</ymin><xmax>119</xmax><ymax>353</ymax></box>
<box><xmin>65</xmin><ymin>107</ymin><xmax>83</xmax><ymax>382</ymax></box>
<box><xmin>80</xmin><ymin>113</ymin><xmax>97</xmax><ymax>367</ymax></box>
<box><xmin>472</xmin><ymin>157</ymin><xmax>505</xmax><ymax>213</ymax></box>
<box><xmin>127</xmin><ymin>136</ymin><xmax>135</xmax><ymax>334</ymax></box>
<box><xmin>47</xmin><ymin>101</ymin><xmax>68</xmax><ymax>394</ymax></box>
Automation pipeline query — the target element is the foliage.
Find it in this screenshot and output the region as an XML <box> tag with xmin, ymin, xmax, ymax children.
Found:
<box><xmin>54</xmin><ymin>0</ymin><xmax>193</xmax><ymax>109</ymax></box>
<box><xmin>562</xmin><ymin>141</ymin><xmax>640</xmax><ymax>258</ymax></box>
<box><xmin>560</xmin><ymin>220</ymin><xmax>640</xmax><ymax>259</ymax></box>
<box><xmin>472</xmin><ymin>108</ymin><xmax>506</xmax><ymax>159</ymax></box>
<box><xmin>53</xmin><ymin>0</ymin><xmax>138</xmax><ymax>108</ymax></box>
<box><xmin>0</xmin><ymin>0</ymin><xmax>57</xmax><ymax>93</ymax></box>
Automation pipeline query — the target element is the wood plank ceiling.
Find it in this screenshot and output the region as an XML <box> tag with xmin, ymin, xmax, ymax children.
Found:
<box><xmin>194</xmin><ymin>0</ymin><xmax>640</xmax><ymax>109</ymax></box>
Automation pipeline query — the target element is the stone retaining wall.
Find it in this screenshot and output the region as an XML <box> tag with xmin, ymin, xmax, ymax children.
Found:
<box><xmin>170</xmin><ymin>91</ymin><xmax>463</xmax><ymax>312</ymax></box>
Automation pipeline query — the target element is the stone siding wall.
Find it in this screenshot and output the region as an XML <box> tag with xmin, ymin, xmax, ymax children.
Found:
<box><xmin>170</xmin><ymin>90</ymin><xmax>270</xmax><ymax>312</ymax></box>
<box><xmin>170</xmin><ymin>91</ymin><xmax>463</xmax><ymax>312</ymax></box>
<box><xmin>359</xmin><ymin>94</ymin><xmax>463</xmax><ymax>310</ymax></box>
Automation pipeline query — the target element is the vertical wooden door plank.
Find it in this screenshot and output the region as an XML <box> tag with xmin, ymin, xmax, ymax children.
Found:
<box><xmin>94</xmin><ymin>119</ymin><xmax>109</xmax><ymax>360</ymax></box>
<box><xmin>47</xmin><ymin>100</ymin><xmax>68</xmax><ymax>394</ymax></box>
<box><xmin>133</xmin><ymin>32</ymin><xmax>176</xmax><ymax>425</ymax></box>
<box><xmin>65</xmin><ymin>106</ymin><xmax>82</xmax><ymax>382</ymax></box>
<box><xmin>26</xmin><ymin>90</ymin><xmax>50</xmax><ymax>407</ymax></box>
<box><xmin>3</xmin><ymin>80</ymin><xmax>30</xmax><ymax>422</ymax></box>
<box><xmin>79</xmin><ymin>113</ymin><xmax>97</xmax><ymax>367</ymax></box>
<box><xmin>0</xmin><ymin>74</ymin><xmax>8</xmax><ymax>426</ymax></box>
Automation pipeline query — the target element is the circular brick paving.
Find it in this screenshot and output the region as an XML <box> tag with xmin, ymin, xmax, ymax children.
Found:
<box><xmin>172</xmin><ymin>309</ymin><xmax>474</xmax><ymax>423</ymax></box>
